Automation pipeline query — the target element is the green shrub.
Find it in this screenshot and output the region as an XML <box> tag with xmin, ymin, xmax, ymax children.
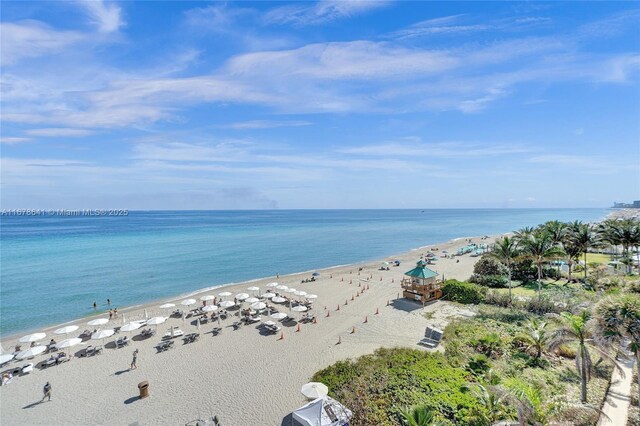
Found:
<box><xmin>485</xmin><ymin>290</ymin><xmax>512</xmax><ymax>308</ymax></box>
<box><xmin>469</xmin><ymin>274</ymin><xmax>509</xmax><ymax>288</ymax></box>
<box><xmin>470</xmin><ymin>257</ymin><xmax>509</xmax><ymax>288</ymax></box>
<box><xmin>466</xmin><ymin>354</ymin><xmax>491</xmax><ymax>376</ymax></box>
<box><xmin>442</xmin><ymin>280</ymin><xmax>486</xmax><ymax>304</ymax></box>
<box><xmin>470</xmin><ymin>333</ymin><xmax>504</xmax><ymax>358</ymax></box>
<box><xmin>523</xmin><ymin>295</ymin><xmax>561</xmax><ymax>315</ymax></box>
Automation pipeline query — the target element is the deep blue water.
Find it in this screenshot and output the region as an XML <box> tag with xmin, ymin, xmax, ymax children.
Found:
<box><xmin>0</xmin><ymin>209</ymin><xmax>608</xmax><ymax>336</ymax></box>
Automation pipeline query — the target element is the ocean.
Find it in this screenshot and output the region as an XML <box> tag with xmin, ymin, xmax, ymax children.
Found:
<box><xmin>0</xmin><ymin>209</ymin><xmax>608</xmax><ymax>336</ymax></box>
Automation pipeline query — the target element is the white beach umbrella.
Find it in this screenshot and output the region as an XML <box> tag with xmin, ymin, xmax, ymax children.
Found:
<box><xmin>200</xmin><ymin>295</ymin><xmax>215</xmax><ymax>302</ymax></box>
<box><xmin>271</xmin><ymin>296</ymin><xmax>286</xmax><ymax>304</ymax></box>
<box><xmin>276</xmin><ymin>285</ymin><xmax>288</xmax><ymax>291</ymax></box>
<box><xmin>270</xmin><ymin>312</ymin><xmax>287</xmax><ymax>320</ymax></box>
<box><xmin>202</xmin><ymin>305</ymin><xmax>219</xmax><ymax>313</ymax></box>
<box><xmin>54</xmin><ymin>325</ymin><xmax>79</xmax><ymax>336</ymax></box>
<box><xmin>294</xmin><ymin>291</ymin><xmax>307</xmax><ymax>297</ymax></box>
<box><xmin>91</xmin><ymin>329</ymin><xmax>115</xmax><ymax>341</ymax></box>
<box><xmin>121</xmin><ymin>322</ymin><xmax>142</xmax><ymax>332</ymax></box>
<box><xmin>251</xmin><ymin>302</ymin><xmax>267</xmax><ymax>311</ymax></box>
<box><xmin>246</xmin><ymin>297</ymin><xmax>260</xmax><ymax>304</ymax></box>
<box><xmin>181</xmin><ymin>298</ymin><xmax>197</xmax><ymax>306</ymax></box>
<box><xmin>247</xmin><ymin>286</ymin><xmax>260</xmax><ymax>292</ymax></box>
<box><xmin>263</xmin><ymin>292</ymin><xmax>276</xmax><ymax>299</ymax></box>
<box><xmin>19</xmin><ymin>332</ymin><xmax>46</xmax><ymax>343</ymax></box>
<box><xmin>266</xmin><ymin>282</ymin><xmax>279</xmax><ymax>288</ymax></box>
<box><xmin>56</xmin><ymin>338</ymin><xmax>83</xmax><ymax>349</ymax></box>
<box><xmin>219</xmin><ymin>301</ymin><xmax>235</xmax><ymax>308</ymax></box>
<box><xmin>0</xmin><ymin>353</ymin><xmax>15</xmax><ymax>364</ymax></box>
<box><xmin>292</xmin><ymin>306</ymin><xmax>308</xmax><ymax>313</ymax></box>
<box><xmin>285</xmin><ymin>288</ymin><xmax>297</xmax><ymax>294</ymax></box>
<box><xmin>159</xmin><ymin>303</ymin><xmax>175</xmax><ymax>309</ymax></box>
<box><xmin>218</xmin><ymin>291</ymin><xmax>232</xmax><ymax>298</ymax></box>
<box><xmin>146</xmin><ymin>316</ymin><xmax>167</xmax><ymax>326</ymax></box>
<box><xmin>235</xmin><ymin>293</ymin><xmax>249</xmax><ymax>301</ymax></box>
<box><xmin>306</xmin><ymin>294</ymin><xmax>318</xmax><ymax>299</ymax></box>
<box><xmin>301</xmin><ymin>382</ymin><xmax>328</xmax><ymax>399</ymax></box>
<box><xmin>87</xmin><ymin>318</ymin><xmax>109</xmax><ymax>326</ymax></box>
<box><xmin>16</xmin><ymin>346</ymin><xmax>47</xmax><ymax>360</ymax></box>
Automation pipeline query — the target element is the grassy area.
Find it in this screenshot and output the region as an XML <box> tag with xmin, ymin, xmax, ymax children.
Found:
<box><xmin>585</xmin><ymin>253</ymin><xmax>613</xmax><ymax>264</ymax></box>
<box><xmin>493</xmin><ymin>279</ymin><xmax>580</xmax><ymax>299</ymax></box>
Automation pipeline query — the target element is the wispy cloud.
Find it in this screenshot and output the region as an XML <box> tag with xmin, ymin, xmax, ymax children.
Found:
<box><xmin>338</xmin><ymin>139</ymin><xmax>532</xmax><ymax>158</ymax></box>
<box><xmin>0</xmin><ymin>21</ymin><xmax>82</xmax><ymax>65</ymax></box>
<box><xmin>0</xmin><ymin>137</ymin><xmax>32</xmax><ymax>144</ymax></box>
<box><xmin>77</xmin><ymin>0</ymin><xmax>124</xmax><ymax>33</ymax></box>
<box><xmin>264</xmin><ymin>0</ymin><xmax>390</xmax><ymax>26</ymax></box>
<box><xmin>223</xmin><ymin>120</ymin><xmax>312</xmax><ymax>130</ymax></box>
<box><xmin>25</xmin><ymin>128</ymin><xmax>95</xmax><ymax>137</ymax></box>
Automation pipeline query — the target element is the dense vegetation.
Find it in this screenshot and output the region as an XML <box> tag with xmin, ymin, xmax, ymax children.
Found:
<box><xmin>313</xmin><ymin>218</ymin><xmax>640</xmax><ymax>425</ymax></box>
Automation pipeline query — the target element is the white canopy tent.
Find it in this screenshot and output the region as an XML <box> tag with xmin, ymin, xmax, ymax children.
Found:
<box><xmin>292</xmin><ymin>396</ymin><xmax>352</xmax><ymax>426</ymax></box>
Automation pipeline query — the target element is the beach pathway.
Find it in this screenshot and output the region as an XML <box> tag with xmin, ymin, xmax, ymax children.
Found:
<box><xmin>597</xmin><ymin>351</ymin><xmax>635</xmax><ymax>426</ymax></box>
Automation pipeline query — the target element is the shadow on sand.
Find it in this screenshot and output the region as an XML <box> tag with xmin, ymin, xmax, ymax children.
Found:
<box><xmin>389</xmin><ymin>298</ymin><xmax>436</xmax><ymax>313</ymax></box>
<box><xmin>124</xmin><ymin>396</ymin><xmax>141</xmax><ymax>405</ymax></box>
<box><xmin>22</xmin><ymin>400</ymin><xmax>45</xmax><ymax>409</ymax></box>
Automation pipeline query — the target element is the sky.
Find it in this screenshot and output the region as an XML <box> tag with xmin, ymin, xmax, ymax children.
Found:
<box><xmin>1</xmin><ymin>1</ymin><xmax>639</xmax><ymax>210</ymax></box>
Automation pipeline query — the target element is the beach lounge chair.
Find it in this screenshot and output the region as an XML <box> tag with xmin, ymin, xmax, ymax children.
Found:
<box><xmin>94</xmin><ymin>345</ymin><xmax>103</xmax><ymax>355</ymax></box>
<box><xmin>21</xmin><ymin>363</ymin><xmax>33</xmax><ymax>375</ymax></box>
<box><xmin>45</xmin><ymin>356</ymin><xmax>57</xmax><ymax>368</ymax></box>
<box><xmin>85</xmin><ymin>346</ymin><xmax>95</xmax><ymax>357</ymax></box>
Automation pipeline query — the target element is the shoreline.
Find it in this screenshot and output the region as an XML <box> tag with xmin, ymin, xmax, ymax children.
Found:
<box><xmin>0</xmin><ymin>233</ymin><xmax>495</xmax><ymax>344</ymax></box>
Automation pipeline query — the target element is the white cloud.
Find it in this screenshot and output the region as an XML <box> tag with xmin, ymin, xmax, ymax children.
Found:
<box><xmin>0</xmin><ymin>21</ymin><xmax>83</xmax><ymax>65</ymax></box>
<box><xmin>264</xmin><ymin>0</ymin><xmax>390</xmax><ymax>26</ymax></box>
<box><xmin>338</xmin><ymin>140</ymin><xmax>532</xmax><ymax>158</ymax></box>
<box><xmin>26</xmin><ymin>128</ymin><xmax>95</xmax><ymax>137</ymax></box>
<box><xmin>224</xmin><ymin>120</ymin><xmax>312</xmax><ymax>129</ymax></box>
<box><xmin>77</xmin><ymin>0</ymin><xmax>124</xmax><ymax>33</ymax></box>
<box><xmin>0</xmin><ymin>137</ymin><xmax>31</xmax><ymax>144</ymax></box>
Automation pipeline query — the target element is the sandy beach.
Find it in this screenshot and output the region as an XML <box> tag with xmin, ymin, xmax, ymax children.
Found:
<box><xmin>0</xmin><ymin>235</ymin><xmax>496</xmax><ymax>425</ymax></box>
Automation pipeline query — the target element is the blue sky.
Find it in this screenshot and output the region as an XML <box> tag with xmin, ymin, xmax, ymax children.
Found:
<box><xmin>1</xmin><ymin>1</ymin><xmax>639</xmax><ymax>209</ymax></box>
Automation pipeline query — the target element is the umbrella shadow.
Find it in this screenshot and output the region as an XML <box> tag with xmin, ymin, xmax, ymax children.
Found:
<box><xmin>23</xmin><ymin>400</ymin><xmax>45</xmax><ymax>409</ymax></box>
<box><xmin>280</xmin><ymin>414</ymin><xmax>293</xmax><ymax>426</ymax></box>
<box><xmin>282</xmin><ymin>320</ymin><xmax>298</xmax><ymax>328</ymax></box>
<box><xmin>105</xmin><ymin>342</ymin><xmax>117</xmax><ymax>350</ymax></box>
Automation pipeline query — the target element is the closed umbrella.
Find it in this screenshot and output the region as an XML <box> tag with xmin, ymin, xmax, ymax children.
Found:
<box><xmin>54</xmin><ymin>326</ymin><xmax>79</xmax><ymax>336</ymax></box>
<box><xmin>301</xmin><ymin>382</ymin><xmax>328</xmax><ymax>399</ymax></box>
<box><xmin>56</xmin><ymin>338</ymin><xmax>83</xmax><ymax>349</ymax></box>
<box><xmin>181</xmin><ymin>299</ymin><xmax>196</xmax><ymax>306</ymax></box>
<box><xmin>219</xmin><ymin>301</ymin><xmax>235</xmax><ymax>308</ymax></box>
<box><xmin>16</xmin><ymin>346</ymin><xmax>47</xmax><ymax>360</ymax></box>
<box><xmin>19</xmin><ymin>333</ymin><xmax>46</xmax><ymax>343</ymax></box>
<box><xmin>87</xmin><ymin>318</ymin><xmax>108</xmax><ymax>326</ymax></box>
<box><xmin>235</xmin><ymin>293</ymin><xmax>249</xmax><ymax>301</ymax></box>
<box><xmin>251</xmin><ymin>302</ymin><xmax>266</xmax><ymax>311</ymax></box>
<box><xmin>202</xmin><ymin>305</ymin><xmax>219</xmax><ymax>313</ymax></box>
<box><xmin>246</xmin><ymin>297</ymin><xmax>259</xmax><ymax>304</ymax></box>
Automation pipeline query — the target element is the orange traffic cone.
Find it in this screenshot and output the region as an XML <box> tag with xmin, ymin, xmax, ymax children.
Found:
<box><xmin>351</xmin><ymin>295</ymin><xmax>354</xmax><ymax>301</ymax></box>
<box><xmin>364</xmin><ymin>316</ymin><xmax>368</xmax><ymax>323</ymax></box>
<box><xmin>351</xmin><ymin>326</ymin><xmax>356</xmax><ymax>334</ymax></box>
<box><xmin>278</xmin><ymin>331</ymin><xmax>284</xmax><ymax>340</ymax></box>
<box><xmin>356</xmin><ymin>292</ymin><xmax>360</xmax><ymax>297</ymax></box>
<box><xmin>336</xmin><ymin>304</ymin><xmax>340</xmax><ymax>311</ymax></box>
<box><xmin>375</xmin><ymin>308</ymin><xmax>380</xmax><ymax>315</ymax></box>
<box><xmin>344</xmin><ymin>299</ymin><xmax>348</xmax><ymax>306</ymax></box>
<box><xmin>349</xmin><ymin>279</ymin><xmax>352</xmax><ymax>284</ymax></box>
<box><xmin>313</xmin><ymin>317</ymin><xmax>317</xmax><ymax>324</ymax></box>
<box><xmin>296</xmin><ymin>324</ymin><xmax>301</xmax><ymax>332</ymax></box>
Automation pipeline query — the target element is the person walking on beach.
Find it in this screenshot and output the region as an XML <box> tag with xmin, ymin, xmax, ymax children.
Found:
<box><xmin>41</xmin><ymin>382</ymin><xmax>52</xmax><ymax>402</ymax></box>
<box><xmin>130</xmin><ymin>349</ymin><xmax>138</xmax><ymax>370</ymax></box>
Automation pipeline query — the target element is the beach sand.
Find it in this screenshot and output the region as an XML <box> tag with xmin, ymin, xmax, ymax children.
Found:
<box><xmin>0</xmin><ymin>235</ymin><xmax>496</xmax><ymax>425</ymax></box>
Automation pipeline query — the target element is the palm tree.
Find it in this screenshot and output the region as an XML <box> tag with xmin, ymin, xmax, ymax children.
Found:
<box><xmin>606</xmin><ymin>219</ymin><xmax>640</xmax><ymax>274</ymax></box>
<box><xmin>567</xmin><ymin>221</ymin><xmax>600</xmax><ymax>279</ymax></box>
<box><xmin>463</xmin><ymin>383</ymin><xmax>513</xmax><ymax>424</ymax></box>
<box><xmin>399</xmin><ymin>406</ymin><xmax>446</xmax><ymax>426</ymax></box>
<box><xmin>489</xmin><ymin>236</ymin><xmax>520</xmax><ymax>306</ymax></box>
<box><xmin>548</xmin><ymin>311</ymin><xmax>621</xmax><ymax>403</ymax></box>
<box><xmin>594</xmin><ymin>294</ymin><xmax>640</xmax><ymax>404</ymax></box>
<box><xmin>561</xmin><ymin>237</ymin><xmax>583</xmax><ymax>283</ymax></box>
<box><xmin>518</xmin><ymin>318</ymin><xmax>548</xmax><ymax>361</ymax></box>
<box><xmin>518</xmin><ymin>231</ymin><xmax>565</xmax><ymax>299</ymax></box>
<box><xmin>504</xmin><ymin>378</ymin><xmax>557</xmax><ymax>425</ymax></box>
<box><xmin>543</xmin><ymin>220</ymin><xmax>568</xmax><ymax>276</ymax></box>
<box><xmin>514</xmin><ymin>226</ymin><xmax>537</xmax><ymax>242</ymax></box>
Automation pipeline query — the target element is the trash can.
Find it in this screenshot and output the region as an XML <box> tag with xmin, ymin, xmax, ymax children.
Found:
<box><xmin>138</xmin><ymin>381</ymin><xmax>149</xmax><ymax>398</ymax></box>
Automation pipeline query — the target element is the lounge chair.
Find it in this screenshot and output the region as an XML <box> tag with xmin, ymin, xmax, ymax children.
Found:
<box><xmin>21</xmin><ymin>363</ymin><xmax>33</xmax><ymax>375</ymax></box>
<box><xmin>94</xmin><ymin>345</ymin><xmax>103</xmax><ymax>355</ymax></box>
<box><xmin>85</xmin><ymin>346</ymin><xmax>95</xmax><ymax>357</ymax></box>
<box><xmin>418</xmin><ymin>327</ymin><xmax>443</xmax><ymax>348</ymax></box>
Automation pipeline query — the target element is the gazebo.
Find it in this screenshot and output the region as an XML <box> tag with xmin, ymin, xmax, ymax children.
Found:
<box><xmin>400</xmin><ymin>260</ymin><xmax>443</xmax><ymax>304</ymax></box>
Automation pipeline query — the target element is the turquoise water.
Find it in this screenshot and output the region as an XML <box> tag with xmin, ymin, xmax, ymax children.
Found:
<box><xmin>0</xmin><ymin>209</ymin><xmax>608</xmax><ymax>336</ymax></box>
